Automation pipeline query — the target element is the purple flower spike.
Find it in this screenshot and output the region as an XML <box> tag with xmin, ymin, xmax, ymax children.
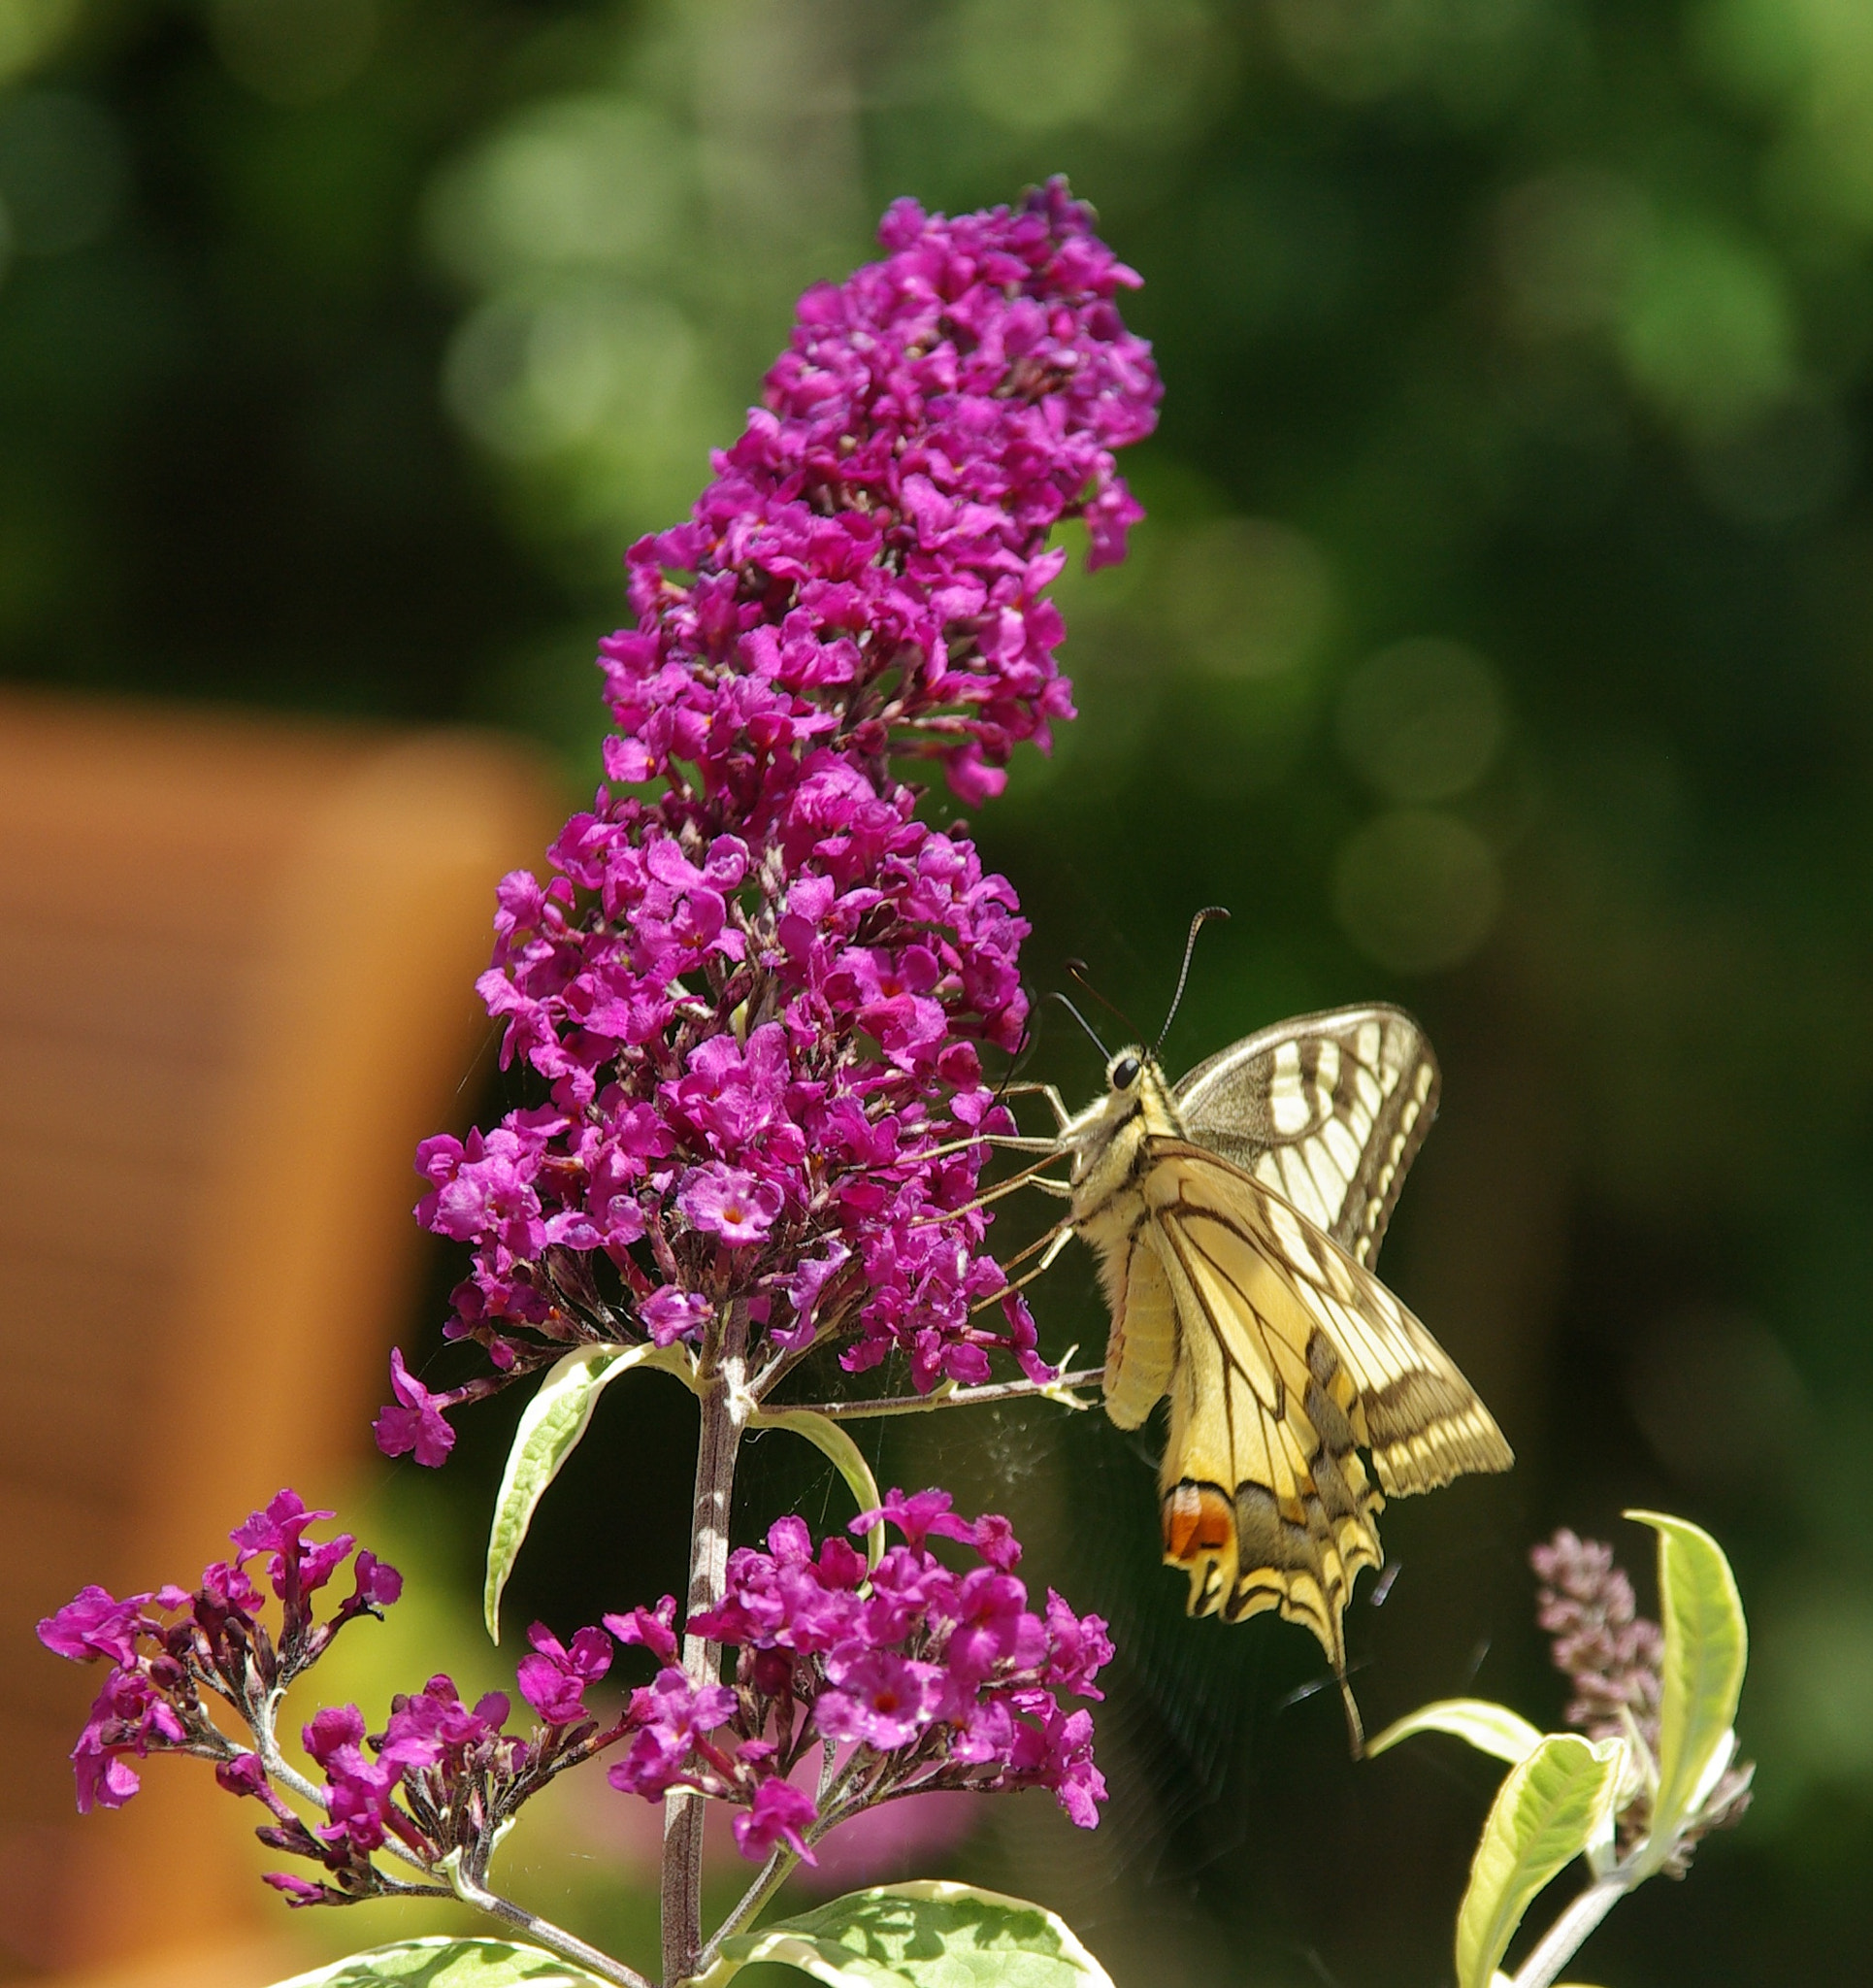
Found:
<box><xmin>386</xmin><ymin>183</ymin><xmax>1159</xmax><ymax>1448</ymax></box>
<box><xmin>600</xmin><ymin>1491</ymin><xmax>1109</xmax><ymax>1854</ymax></box>
<box><xmin>1532</xmin><ymin>1529</ymin><xmax>1752</xmax><ymax>1869</ymax></box>
<box><xmin>40</xmin><ymin>1493</ymin><xmax>405</xmax><ymax>1819</ymax></box>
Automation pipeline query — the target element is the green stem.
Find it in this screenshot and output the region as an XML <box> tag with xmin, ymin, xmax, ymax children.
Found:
<box><xmin>662</xmin><ymin>1302</ymin><xmax>750</xmax><ymax>1987</ymax></box>
<box><xmin>1509</xmin><ymin>1871</ymin><xmax>1629</xmax><ymax>1988</ymax></box>
<box><xmin>448</xmin><ymin>1860</ymin><xmax>655</xmax><ymax>1988</ymax></box>
<box><xmin>696</xmin><ymin>1846</ymin><xmax>797</xmax><ymax>1973</ymax></box>
<box><xmin>780</xmin><ymin>1365</ymin><xmax>1103</xmax><ymax>1420</ymax></box>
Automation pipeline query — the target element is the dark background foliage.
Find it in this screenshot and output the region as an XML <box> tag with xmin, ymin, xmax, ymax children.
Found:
<box><xmin>7</xmin><ymin>2</ymin><xmax>1869</xmax><ymax>1981</ymax></box>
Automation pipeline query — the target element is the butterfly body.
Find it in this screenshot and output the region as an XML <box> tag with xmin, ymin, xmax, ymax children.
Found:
<box><xmin>1051</xmin><ymin>1005</ymin><xmax>1512</xmax><ymax>1748</ymax></box>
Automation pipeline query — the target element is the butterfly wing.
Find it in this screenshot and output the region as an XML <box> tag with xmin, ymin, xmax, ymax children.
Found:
<box><xmin>1147</xmin><ymin>1185</ymin><xmax>1384</xmax><ymax>1679</ymax></box>
<box><xmin>1136</xmin><ymin>1140</ymin><xmax>1511</xmax><ymax>1692</ymax></box>
<box><xmin>1172</xmin><ymin>1005</ymin><xmax>1438</xmax><ymax>1267</ymax></box>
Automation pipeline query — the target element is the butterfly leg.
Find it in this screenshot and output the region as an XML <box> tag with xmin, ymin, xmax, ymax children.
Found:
<box><xmin>911</xmin><ymin>1154</ymin><xmax>1074</xmax><ymax>1224</ymax></box>
<box><xmin>1036</xmin><ymin>1224</ymin><xmax>1076</xmax><ymax>1269</ymax></box>
<box><xmin>904</xmin><ymin>1129</ymin><xmax>1059</xmax><ymax>1164</ymax></box>
<box><xmin>999</xmin><ymin>1078</ymin><xmax>1073</xmax><ymax>1131</ymax></box>
<box><xmin>969</xmin><ymin>1215</ymin><xmax>1079</xmax><ymax>1312</ymax></box>
<box><xmin>983</xmin><ymin>1212</ymin><xmax>1076</xmax><ymax>1276</ymax></box>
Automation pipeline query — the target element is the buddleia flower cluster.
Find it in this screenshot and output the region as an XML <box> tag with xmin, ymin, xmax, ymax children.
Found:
<box><xmin>379</xmin><ymin>181</ymin><xmax>1162</xmax><ymax>1462</ymax></box>
<box><xmin>39</xmin><ymin>190</ymin><xmax>1158</xmax><ymax>1969</ymax></box>
<box><xmin>37</xmin><ymin>1486</ymin><xmax>1108</xmax><ymax>1903</ymax></box>
<box><xmin>603</xmin><ymin>1489</ymin><xmax>1111</xmax><ymax>1859</ymax></box>
<box><xmin>1531</xmin><ymin>1528</ymin><xmax>1753</xmax><ymax>1870</ymax></box>
<box><xmin>35</xmin><ymin>1492</ymin><xmax>406</xmax><ymax>1823</ymax></box>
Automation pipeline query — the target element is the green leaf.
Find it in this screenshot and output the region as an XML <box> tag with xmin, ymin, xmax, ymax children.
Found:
<box><xmin>1455</xmin><ymin>1733</ymin><xmax>1625</xmax><ymax>1988</ymax></box>
<box><xmin>265</xmin><ymin>1936</ymin><xmax>614</xmax><ymax>1988</ymax></box>
<box><xmin>690</xmin><ymin>1879</ymin><xmax>1114</xmax><ymax>1988</ymax></box>
<box><xmin>1488</xmin><ymin>1978</ymin><xmax>1606</xmax><ymax>1987</ymax></box>
<box><xmin>749</xmin><ymin>1407</ymin><xmax>885</xmax><ymax>1570</ymax></box>
<box><xmin>485</xmin><ymin>1342</ymin><xmax>698</xmax><ymax>1640</ymax></box>
<box><xmin>1366</xmin><ymin>1698</ymin><xmax>1546</xmax><ymax>1768</ymax></box>
<box><xmin>1624</xmin><ymin>1509</ymin><xmax>1748</xmax><ymax>1875</ymax></box>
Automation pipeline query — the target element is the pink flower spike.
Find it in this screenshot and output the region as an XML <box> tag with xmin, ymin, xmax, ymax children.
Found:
<box><xmin>410</xmin><ymin>183</ymin><xmax>1156</xmax><ymax>1408</ymax></box>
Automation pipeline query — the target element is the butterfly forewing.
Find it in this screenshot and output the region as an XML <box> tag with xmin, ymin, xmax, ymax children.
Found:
<box><xmin>1172</xmin><ymin>1004</ymin><xmax>1439</xmax><ymax>1266</ymax></box>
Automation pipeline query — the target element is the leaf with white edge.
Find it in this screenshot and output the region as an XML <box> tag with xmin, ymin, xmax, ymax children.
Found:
<box><xmin>1488</xmin><ymin>1978</ymin><xmax>1605</xmax><ymax>1987</ymax></box>
<box><xmin>486</xmin><ymin>1342</ymin><xmax>697</xmax><ymax>1640</ymax></box>
<box><xmin>750</xmin><ymin>1408</ymin><xmax>885</xmax><ymax>1571</ymax></box>
<box><xmin>264</xmin><ymin>1935</ymin><xmax>613</xmax><ymax>1988</ymax></box>
<box><xmin>1455</xmin><ymin>1733</ymin><xmax>1625</xmax><ymax>1988</ymax></box>
<box><xmin>689</xmin><ymin>1879</ymin><xmax>1113</xmax><ymax>1988</ymax></box>
<box><xmin>1366</xmin><ymin>1699</ymin><xmax>1546</xmax><ymax>1768</ymax></box>
<box><xmin>1624</xmin><ymin>1509</ymin><xmax>1748</xmax><ymax>1876</ymax></box>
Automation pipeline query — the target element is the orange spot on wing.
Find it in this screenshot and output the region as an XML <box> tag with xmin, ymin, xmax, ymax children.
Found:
<box><xmin>1163</xmin><ymin>1483</ymin><xmax>1233</xmax><ymax>1563</ymax></box>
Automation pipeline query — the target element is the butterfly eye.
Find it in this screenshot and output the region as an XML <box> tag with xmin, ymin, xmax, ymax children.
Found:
<box><xmin>1110</xmin><ymin>1054</ymin><xmax>1141</xmax><ymax>1092</ymax></box>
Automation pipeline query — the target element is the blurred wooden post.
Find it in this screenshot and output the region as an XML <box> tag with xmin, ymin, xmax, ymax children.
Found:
<box><xmin>0</xmin><ymin>692</ymin><xmax>563</xmax><ymax>1983</ymax></box>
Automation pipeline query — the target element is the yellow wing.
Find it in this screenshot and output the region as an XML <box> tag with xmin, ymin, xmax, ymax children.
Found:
<box><xmin>1114</xmin><ymin>1138</ymin><xmax>1512</xmax><ymax>1735</ymax></box>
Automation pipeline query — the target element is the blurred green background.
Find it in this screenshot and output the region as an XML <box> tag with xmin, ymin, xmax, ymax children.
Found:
<box><xmin>6</xmin><ymin>1</ymin><xmax>1872</xmax><ymax>1983</ymax></box>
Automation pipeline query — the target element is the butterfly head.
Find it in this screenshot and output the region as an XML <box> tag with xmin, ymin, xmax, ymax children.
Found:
<box><xmin>1104</xmin><ymin>1048</ymin><xmax>1145</xmax><ymax>1097</ymax></box>
<box><xmin>1059</xmin><ymin>1044</ymin><xmax>1183</xmax><ymax>1199</ymax></box>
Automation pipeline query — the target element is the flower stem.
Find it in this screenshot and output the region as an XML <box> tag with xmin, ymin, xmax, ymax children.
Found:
<box><xmin>662</xmin><ymin>1302</ymin><xmax>750</xmax><ymax>1987</ymax></box>
<box><xmin>780</xmin><ymin>1365</ymin><xmax>1104</xmax><ymax>1420</ymax></box>
<box><xmin>696</xmin><ymin>1845</ymin><xmax>797</xmax><ymax>1973</ymax></box>
<box><xmin>448</xmin><ymin>1861</ymin><xmax>655</xmax><ymax>1988</ymax></box>
<box><xmin>1509</xmin><ymin>1872</ymin><xmax>1628</xmax><ymax>1988</ymax></box>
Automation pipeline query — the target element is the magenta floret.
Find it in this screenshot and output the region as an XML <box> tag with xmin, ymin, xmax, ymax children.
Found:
<box><xmin>382</xmin><ymin>183</ymin><xmax>1159</xmax><ymax>1452</ymax></box>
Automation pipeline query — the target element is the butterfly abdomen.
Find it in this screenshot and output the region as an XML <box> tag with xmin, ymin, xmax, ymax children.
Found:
<box><xmin>1097</xmin><ymin>1226</ymin><xmax>1177</xmax><ymax>1430</ymax></box>
<box><xmin>1068</xmin><ymin>1064</ymin><xmax>1190</xmax><ymax>1433</ymax></box>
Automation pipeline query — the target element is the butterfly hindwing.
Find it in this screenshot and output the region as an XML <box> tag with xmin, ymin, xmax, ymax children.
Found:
<box><xmin>1172</xmin><ymin>1004</ymin><xmax>1439</xmax><ymax>1266</ymax></box>
<box><xmin>1146</xmin><ymin>1172</ymin><xmax>1384</xmax><ymax>1677</ymax></box>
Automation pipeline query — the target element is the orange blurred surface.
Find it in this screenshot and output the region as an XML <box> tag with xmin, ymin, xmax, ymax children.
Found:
<box><xmin>0</xmin><ymin>691</ymin><xmax>564</xmax><ymax>1985</ymax></box>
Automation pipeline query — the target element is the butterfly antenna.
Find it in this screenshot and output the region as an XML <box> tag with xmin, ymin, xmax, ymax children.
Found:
<box><xmin>1063</xmin><ymin>957</ymin><xmax>1143</xmax><ymax>1043</ymax></box>
<box><xmin>1048</xmin><ymin>991</ymin><xmax>1112</xmax><ymax>1064</ymax></box>
<box><xmin>990</xmin><ymin>1009</ymin><xmax>1036</xmax><ymax>1110</ymax></box>
<box><xmin>1155</xmin><ymin>905</ymin><xmax>1231</xmax><ymax>1056</ymax></box>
